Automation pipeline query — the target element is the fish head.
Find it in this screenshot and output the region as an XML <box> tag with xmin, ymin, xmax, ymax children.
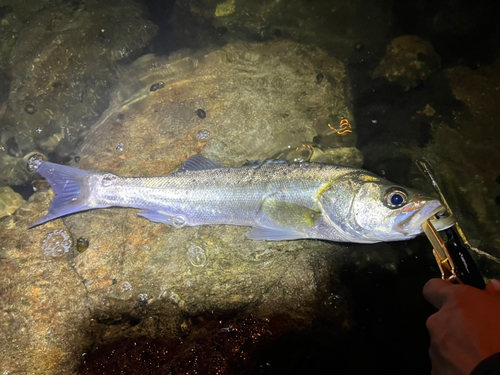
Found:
<box><xmin>319</xmin><ymin>172</ymin><xmax>454</xmax><ymax>243</ymax></box>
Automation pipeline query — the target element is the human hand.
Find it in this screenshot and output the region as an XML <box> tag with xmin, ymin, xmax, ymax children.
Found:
<box><xmin>423</xmin><ymin>278</ymin><xmax>500</xmax><ymax>375</ymax></box>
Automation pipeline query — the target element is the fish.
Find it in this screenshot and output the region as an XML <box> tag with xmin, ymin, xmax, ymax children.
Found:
<box><xmin>29</xmin><ymin>155</ymin><xmax>454</xmax><ymax>243</ymax></box>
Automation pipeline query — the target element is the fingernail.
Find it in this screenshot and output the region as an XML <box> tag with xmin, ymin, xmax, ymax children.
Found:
<box><xmin>490</xmin><ymin>279</ymin><xmax>500</xmax><ymax>291</ymax></box>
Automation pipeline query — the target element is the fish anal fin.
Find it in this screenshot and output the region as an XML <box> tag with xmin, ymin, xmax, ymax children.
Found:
<box><xmin>246</xmin><ymin>226</ymin><xmax>304</xmax><ymax>241</ymax></box>
<box><xmin>262</xmin><ymin>199</ymin><xmax>321</xmax><ymax>230</ymax></box>
<box><xmin>137</xmin><ymin>210</ymin><xmax>188</xmax><ymax>228</ymax></box>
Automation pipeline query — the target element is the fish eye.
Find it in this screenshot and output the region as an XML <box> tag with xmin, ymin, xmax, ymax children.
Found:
<box><xmin>384</xmin><ymin>187</ymin><xmax>408</xmax><ymax>208</ymax></box>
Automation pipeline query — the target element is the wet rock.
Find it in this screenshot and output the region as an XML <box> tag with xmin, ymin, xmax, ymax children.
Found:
<box><xmin>0</xmin><ymin>191</ymin><xmax>90</xmax><ymax>374</ymax></box>
<box><xmin>215</xmin><ymin>0</ymin><xmax>235</xmax><ymax>17</ymax></box>
<box><xmin>0</xmin><ymin>1</ymin><xmax>157</xmax><ymax>186</ymax></box>
<box><xmin>69</xmin><ymin>39</ymin><xmax>354</xmax><ymax>320</ymax></box>
<box><xmin>0</xmin><ymin>153</ymin><xmax>32</xmax><ymax>186</ymax></box>
<box><xmin>81</xmin><ymin>41</ymin><xmax>353</xmax><ymax>169</ymax></box>
<box><xmin>79</xmin><ymin>315</ymin><xmax>294</xmax><ymax>374</ymax></box>
<box><xmin>272</xmin><ymin>144</ymin><xmax>363</xmax><ymax>167</ymax></box>
<box><xmin>0</xmin><ymin>41</ymin><xmax>355</xmax><ymax>373</ymax></box>
<box><xmin>0</xmin><ymin>72</ymin><xmax>10</xmax><ymax>104</ymax></box>
<box><xmin>393</xmin><ymin>0</ymin><xmax>500</xmax><ymax>67</ymax></box>
<box><xmin>322</xmin><ymin>147</ymin><xmax>364</xmax><ymax>167</ymax></box>
<box><xmin>0</xmin><ymin>186</ymin><xmax>25</xmax><ymax>218</ymax></box>
<box><xmin>171</xmin><ymin>0</ymin><xmax>392</xmax><ymax>62</ymax></box>
<box><xmin>372</xmin><ymin>36</ymin><xmax>441</xmax><ymax>91</ymax></box>
<box><xmin>424</xmin><ymin>58</ymin><xmax>500</xmax><ymax>268</ymax></box>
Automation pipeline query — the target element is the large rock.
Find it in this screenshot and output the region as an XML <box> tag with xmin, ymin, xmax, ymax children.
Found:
<box><xmin>0</xmin><ymin>186</ymin><xmax>25</xmax><ymax>218</ymax></box>
<box><xmin>0</xmin><ymin>41</ymin><xmax>355</xmax><ymax>374</ymax></box>
<box><xmin>423</xmin><ymin>58</ymin><xmax>500</xmax><ymax>271</ymax></box>
<box><xmin>0</xmin><ymin>0</ymin><xmax>158</xmax><ymax>186</ymax></box>
<box><xmin>170</xmin><ymin>0</ymin><xmax>392</xmax><ymax>63</ymax></box>
<box><xmin>373</xmin><ymin>35</ymin><xmax>441</xmax><ymax>91</ymax></box>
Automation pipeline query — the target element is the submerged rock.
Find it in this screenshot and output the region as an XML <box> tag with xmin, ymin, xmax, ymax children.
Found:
<box><xmin>0</xmin><ymin>1</ymin><xmax>157</xmax><ymax>186</ymax></box>
<box><xmin>171</xmin><ymin>0</ymin><xmax>392</xmax><ymax>63</ymax></box>
<box><xmin>424</xmin><ymin>58</ymin><xmax>500</xmax><ymax>266</ymax></box>
<box><xmin>0</xmin><ymin>41</ymin><xmax>355</xmax><ymax>373</ymax></box>
<box><xmin>372</xmin><ymin>35</ymin><xmax>441</xmax><ymax>91</ymax></box>
<box><xmin>0</xmin><ymin>186</ymin><xmax>25</xmax><ymax>218</ymax></box>
<box><xmin>0</xmin><ymin>192</ymin><xmax>90</xmax><ymax>374</ymax></box>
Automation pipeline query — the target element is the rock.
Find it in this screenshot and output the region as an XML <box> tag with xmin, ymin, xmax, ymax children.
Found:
<box><xmin>372</xmin><ymin>36</ymin><xmax>441</xmax><ymax>91</ymax></box>
<box><xmin>171</xmin><ymin>0</ymin><xmax>392</xmax><ymax>62</ymax></box>
<box><xmin>0</xmin><ymin>1</ymin><xmax>158</xmax><ymax>186</ymax></box>
<box><xmin>424</xmin><ymin>58</ymin><xmax>500</xmax><ymax>264</ymax></box>
<box><xmin>271</xmin><ymin>145</ymin><xmax>363</xmax><ymax>167</ymax></box>
<box><xmin>322</xmin><ymin>147</ymin><xmax>364</xmax><ymax>167</ymax></box>
<box><xmin>0</xmin><ymin>192</ymin><xmax>90</xmax><ymax>374</ymax></box>
<box><xmin>78</xmin><ymin>41</ymin><xmax>355</xmax><ymax>171</ymax></box>
<box><xmin>0</xmin><ymin>41</ymin><xmax>355</xmax><ymax>374</ymax></box>
<box><xmin>0</xmin><ymin>186</ymin><xmax>25</xmax><ymax>218</ymax></box>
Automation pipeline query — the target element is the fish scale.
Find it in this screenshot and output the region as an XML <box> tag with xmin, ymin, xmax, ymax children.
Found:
<box><xmin>114</xmin><ymin>163</ymin><xmax>346</xmax><ymax>224</ymax></box>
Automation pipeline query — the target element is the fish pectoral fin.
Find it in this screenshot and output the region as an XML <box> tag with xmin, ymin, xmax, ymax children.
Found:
<box><xmin>246</xmin><ymin>226</ymin><xmax>304</xmax><ymax>241</ymax></box>
<box><xmin>137</xmin><ymin>210</ymin><xmax>188</xmax><ymax>228</ymax></box>
<box><xmin>262</xmin><ymin>199</ymin><xmax>321</xmax><ymax>229</ymax></box>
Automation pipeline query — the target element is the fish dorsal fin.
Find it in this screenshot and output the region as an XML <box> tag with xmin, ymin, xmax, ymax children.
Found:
<box><xmin>262</xmin><ymin>199</ymin><xmax>321</xmax><ymax>230</ymax></box>
<box><xmin>177</xmin><ymin>155</ymin><xmax>225</xmax><ymax>172</ymax></box>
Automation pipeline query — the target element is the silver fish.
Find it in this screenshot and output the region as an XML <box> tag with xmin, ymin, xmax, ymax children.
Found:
<box><xmin>29</xmin><ymin>155</ymin><xmax>453</xmax><ymax>243</ymax></box>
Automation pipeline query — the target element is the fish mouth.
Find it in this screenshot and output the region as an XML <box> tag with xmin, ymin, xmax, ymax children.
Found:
<box><xmin>395</xmin><ymin>200</ymin><xmax>455</xmax><ymax>235</ymax></box>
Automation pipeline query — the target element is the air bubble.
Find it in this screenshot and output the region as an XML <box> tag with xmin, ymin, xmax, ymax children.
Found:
<box><xmin>172</xmin><ymin>215</ymin><xmax>186</xmax><ymax>228</ymax></box>
<box><xmin>41</xmin><ymin>229</ymin><xmax>72</xmax><ymax>257</ymax></box>
<box><xmin>101</xmin><ymin>174</ymin><xmax>119</xmax><ymax>187</ymax></box>
<box><xmin>196</xmin><ymin>129</ymin><xmax>211</xmax><ymax>140</ymax></box>
<box><xmin>25</xmin><ymin>153</ymin><xmax>45</xmax><ymax>172</ymax></box>
<box><xmin>25</xmin><ymin>104</ymin><xmax>37</xmax><ymax>114</ymax></box>
<box><xmin>187</xmin><ymin>244</ymin><xmax>207</xmax><ymax>267</ymax></box>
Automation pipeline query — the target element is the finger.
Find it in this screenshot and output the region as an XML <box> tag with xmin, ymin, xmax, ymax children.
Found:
<box><xmin>425</xmin><ymin>311</ymin><xmax>442</xmax><ymax>332</ymax></box>
<box><xmin>422</xmin><ymin>278</ymin><xmax>456</xmax><ymax>309</ymax></box>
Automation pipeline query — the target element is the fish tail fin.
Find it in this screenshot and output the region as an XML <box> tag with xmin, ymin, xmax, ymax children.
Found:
<box><xmin>29</xmin><ymin>162</ymin><xmax>93</xmax><ymax>227</ymax></box>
